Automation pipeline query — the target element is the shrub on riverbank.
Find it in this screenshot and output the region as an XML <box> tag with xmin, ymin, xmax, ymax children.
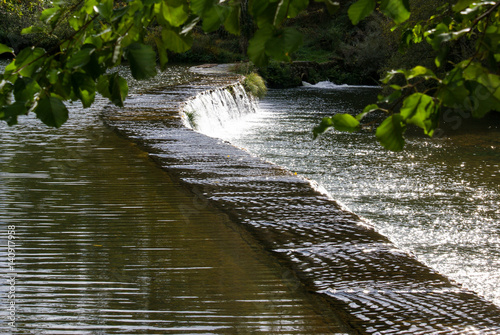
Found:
<box><xmin>243</xmin><ymin>72</ymin><xmax>267</xmax><ymax>98</ymax></box>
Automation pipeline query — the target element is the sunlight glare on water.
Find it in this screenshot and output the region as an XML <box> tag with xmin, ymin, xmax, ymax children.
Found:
<box><xmin>222</xmin><ymin>83</ymin><xmax>500</xmax><ymax>307</ymax></box>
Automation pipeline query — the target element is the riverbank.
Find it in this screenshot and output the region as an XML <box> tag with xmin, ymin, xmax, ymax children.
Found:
<box><xmin>102</xmin><ymin>64</ymin><xmax>500</xmax><ymax>333</ymax></box>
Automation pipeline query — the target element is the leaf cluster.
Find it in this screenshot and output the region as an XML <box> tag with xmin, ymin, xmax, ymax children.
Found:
<box><xmin>315</xmin><ymin>0</ymin><xmax>500</xmax><ymax>150</ymax></box>
<box><xmin>0</xmin><ymin>0</ymin><xmax>499</xmax><ymax>150</ymax></box>
<box><xmin>0</xmin><ymin>0</ymin><xmax>329</xmax><ymax>128</ymax></box>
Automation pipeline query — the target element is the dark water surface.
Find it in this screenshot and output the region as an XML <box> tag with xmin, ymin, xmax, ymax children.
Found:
<box><xmin>222</xmin><ymin>83</ymin><xmax>500</xmax><ymax>308</ymax></box>
<box><xmin>0</xmin><ymin>67</ymin><xmax>348</xmax><ymax>334</ymax></box>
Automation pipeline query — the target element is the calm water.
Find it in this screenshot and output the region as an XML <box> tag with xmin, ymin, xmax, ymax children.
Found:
<box><xmin>222</xmin><ymin>82</ymin><xmax>500</xmax><ymax>307</ymax></box>
<box><xmin>0</xmin><ymin>66</ymin><xmax>349</xmax><ymax>333</ymax></box>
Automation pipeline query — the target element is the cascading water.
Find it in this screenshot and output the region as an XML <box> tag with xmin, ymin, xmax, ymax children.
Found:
<box><xmin>181</xmin><ymin>83</ymin><xmax>258</xmax><ymax>137</ymax></box>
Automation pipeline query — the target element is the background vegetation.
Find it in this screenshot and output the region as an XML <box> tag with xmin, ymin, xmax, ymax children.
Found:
<box><xmin>1</xmin><ymin>0</ymin><xmax>498</xmax><ymax>150</ymax></box>
<box><xmin>0</xmin><ymin>0</ymin><xmax>447</xmax><ymax>86</ymax></box>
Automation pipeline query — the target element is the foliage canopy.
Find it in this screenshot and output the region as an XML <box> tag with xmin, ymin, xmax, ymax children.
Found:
<box><xmin>315</xmin><ymin>0</ymin><xmax>500</xmax><ymax>150</ymax></box>
<box><xmin>0</xmin><ymin>0</ymin><xmax>499</xmax><ymax>150</ymax></box>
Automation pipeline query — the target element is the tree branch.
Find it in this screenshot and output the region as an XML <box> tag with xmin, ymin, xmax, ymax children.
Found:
<box><xmin>472</xmin><ymin>1</ymin><xmax>500</xmax><ymax>27</ymax></box>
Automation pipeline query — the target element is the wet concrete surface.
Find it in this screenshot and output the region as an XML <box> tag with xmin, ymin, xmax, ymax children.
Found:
<box><xmin>102</xmin><ymin>66</ymin><xmax>500</xmax><ymax>334</ymax></box>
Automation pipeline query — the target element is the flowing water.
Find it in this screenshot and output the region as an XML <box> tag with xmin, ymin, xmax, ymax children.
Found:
<box><xmin>217</xmin><ymin>81</ymin><xmax>500</xmax><ymax>308</ymax></box>
<box><xmin>3</xmin><ymin>59</ymin><xmax>500</xmax><ymax>333</ymax></box>
<box><xmin>0</xmin><ymin>65</ymin><xmax>349</xmax><ymax>334</ymax></box>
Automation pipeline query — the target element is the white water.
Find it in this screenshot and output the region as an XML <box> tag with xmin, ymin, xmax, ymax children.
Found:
<box><xmin>181</xmin><ymin>83</ymin><xmax>258</xmax><ymax>138</ymax></box>
<box><xmin>302</xmin><ymin>80</ymin><xmax>380</xmax><ymax>89</ymax></box>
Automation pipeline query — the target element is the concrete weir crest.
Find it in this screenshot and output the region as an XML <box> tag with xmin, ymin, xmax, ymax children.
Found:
<box><xmin>103</xmin><ymin>64</ymin><xmax>500</xmax><ymax>334</ymax></box>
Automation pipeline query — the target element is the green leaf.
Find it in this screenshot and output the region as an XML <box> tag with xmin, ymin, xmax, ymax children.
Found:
<box><xmin>248</xmin><ymin>25</ymin><xmax>273</xmax><ymax>67</ymax></box>
<box><xmin>434</xmin><ymin>45</ymin><xmax>448</xmax><ymax>68</ymax></box>
<box><xmin>47</xmin><ymin>69</ymin><xmax>59</xmax><ymax>85</ymax></box>
<box><xmin>324</xmin><ymin>0</ymin><xmax>340</xmax><ymax>15</ymax></box>
<box><xmin>287</xmin><ymin>0</ymin><xmax>309</xmax><ymax>18</ymax></box>
<box><xmin>109</xmin><ymin>74</ymin><xmax>129</xmax><ymax>107</ymax></box>
<box><xmin>439</xmin><ymin>68</ymin><xmax>470</xmax><ymax>108</ymax></box>
<box><xmin>406</xmin><ymin>65</ymin><xmax>438</xmax><ymax>80</ymax></box>
<box><xmin>112</xmin><ymin>6</ymin><xmax>129</xmax><ymax>23</ymax></box>
<box><xmin>462</xmin><ymin>62</ymin><xmax>500</xmax><ymax>102</ymax></box>
<box><xmin>3</xmin><ymin>61</ymin><xmax>18</xmax><ymax>82</ymax></box>
<box><xmin>332</xmin><ymin>113</ymin><xmax>360</xmax><ymax>132</ymax></box>
<box><xmin>357</xmin><ymin>103</ymin><xmax>379</xmax><ymax>121</ymax></box>
<box><xmin>97</xmin><ymin>75</ymin><xmax>111</xmax><ymax>99</ymax></box>
<box><xmin>97</xmin><ymin>0</ymin><xmax>113</xmax><ymax>20</ymax></box>
<box><xmin>0</xmin><ymin>82</ymin><xmax>14</xmax><ymax>108</ymax></box>
<box><xmin>274</xmin><ymin>0</ymin><xmax>290</xmax><ymax>25</ymax></box>
<box><xmin>264</xmin><ymin>27</ymin><xmax>303</xmax><ymax>62</ymax></box>
<box><xmin>155</xmin><ymin>37</ymin><xmax>169</xmax><ymax>71</ymax></box>
<box><xmin>453</xmin><ymin>0</ymin><xmax>474</xmax><ymax>12</ymax></box>
<box><xmin>348</xmin><ymin>0</ymin><xmax>375</xmax><ymax>25</ymax></box>
<box><xmin>143</xmin><ymin>0</ymin><xmax>161</xmax><ymax>5</ymax></box>
<box><xmin>34</xmin><ymin>96</ymin><xmax>69</xmax><ymax>128</ymax></box>
<box><xmin>202</xmin><ymin>5</ymin><xmax>230</xmax><ymax>32</ymax></box>
<box><xmin>68</xmin><ymin>15</ymin><xmax>84</xmax><ymax>31</ymax></box>
<box><xmin>162</xmin><ymin>29</ymin><xmax>193</xmax><ymax>53</ymax></box>
<box><xmin>400</xmin><ymin>93</ymin><xmax>437</xmax><ymax>134</ymax></box>
<box><xmin>190</xmin><ymin>0</ymin><xmax>217</xmax><ymax>15</ymax></box>
<box><xmin>253</xmin><ymin>0</ymin><xmax>277</xmax><ymax>27</ymax></box>
<box><xmin>66</xmin><ymin>48</ymin><xmax>94</xmax><ymax>69</ymax></box>
<box><xmin>125</xmin><ymin>43</ymin><xmax>157</xmax><ymax>80</ymax></box>
<box><xmin>51</xmin><ymin>71</ymin><xmax>73</xmax><ymax>100</ymax></box>
<box><xmin>82</xmin><ymin>0</ymin><xmax>98</xmax><ymax>14</ymax></box>
<box><xmin>376</xmin><ymin>114</ymin><xmax>406</xmax><ymax>151</ymax></box>
<box><xmin>412</xmin><ymin>24</ymin><xmax>423</xmax><ymax>43</ymax></box>
<box><xmin>14</xmin><ymin>77</ymin><xmax>41</xmax><ymax>104</ymax></box>
<box><xmin>378</xmin><ymin>89</ymin><xmax>402</xmax><ymax>104</ymax></box>
<box><xmin>381</xmin><ymin>69</ymin><xmax>405</xmax><ymax>84</ymax></box>
<box><xmin>97</xmin><ymin>74</ymin><xmax>128</xmax><ymax>107</ymax></box>
<box><xmin>0</xmin><ymin>102</ymin><xmax>27</xmax><ymax>126</ymax></box>
<box><xmin>439</xmin><ymin>83</ymin><xmax>470</xmax><ymax>109</ymax></box>
<box><xmin>224</xmin><ymin>4</ymin><xmax>240</xmax><ymax>35</ymax></box>
<box><xmin>84</xmin><ymin>50</ymin><xmax>106</xmax><ymax>79</ymax></box>
<box><xmin>158</xmin><ymin>0</ymin><xmax>189</xmax><ymax>27</ymax></box>
<box><xmin>21</xmin><ymin>26</ymin><xmax>46</xmax><ymax>35</ymax></box>
<box><xmin>250</xmin><ymin>0</ymin><xmax>271</xmax><ymax>17</ymax></box>
<box><xmin>464</xmin><ymin>81</ymin><xmax>499</xmax><ymax>118</ymax></box>
<box><xmin>425</xmin><ymin>23</ymin><xmax>449</xmax><ymax>51</ymax></box>
<box><xmin>380</xmin><ymin>0</ymin><xmax>410</xmax><ymax>24</ymax></box>
<box><xmin>313</xmin><ymin>116</ymin><xmax>333</xmax><ymax>139</ymax></box>
<box><xmin>71</xmin><ymin>73</ymin><xmax>96</xmax><ymax>108</ymax></box>
<box><xmin>40</xmin><ymin>7</ymin><xmax>60</xmax><ymax>25</ymax></box>
<box><xmin>15</xmin><ymin>47</ymin><xmax>46</xmax><ymax>77</ymax></box>
<box><xmin>0</xmin><ymin>43</ymin><xmax>14</xmax><ymax>55</ymax></box>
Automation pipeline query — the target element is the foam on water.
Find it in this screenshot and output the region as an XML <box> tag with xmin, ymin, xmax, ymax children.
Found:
<box><xmin>181</xmin><ymin>82</ymin><xmax>259</xmax><ymax>139</ymax></box>
<box><xmin>302</xmin><ymin>80</ymin><xmax>380</xmax><ymax>89</ymax></box>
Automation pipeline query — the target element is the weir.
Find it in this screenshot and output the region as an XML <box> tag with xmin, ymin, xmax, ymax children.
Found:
<box><xmin>102</xmin><ymin>65</ymin><xmax>500</xmax><ymax>334</ymax></box>
<box><xmin>181</xmin><ymin>81</ymin><xmax>258</xmax><ymax>137</ymax></box>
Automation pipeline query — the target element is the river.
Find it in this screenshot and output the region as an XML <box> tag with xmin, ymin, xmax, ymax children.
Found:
<box><xmin>0</xmin><ymin>64</ymin><xmax>349</xmax><ymax>334</ymax></box>
<box><xmin>219</xmin><ymin>81</ymin><xmax>500</xmax><ymax>308</ymax></box>
<box><xmin>2</xmin><ymin>61</ymin><xmax>499</xmax><ymax>333</ymax></box>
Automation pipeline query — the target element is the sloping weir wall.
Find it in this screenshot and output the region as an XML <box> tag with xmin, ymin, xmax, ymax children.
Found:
<box><xmin>102</xmin><ymin>65</ymin><xmax>500</xmax><ymax>334</ymax></box>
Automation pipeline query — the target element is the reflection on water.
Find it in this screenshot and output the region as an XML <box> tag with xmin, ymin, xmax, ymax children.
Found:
<box><xmin>224</xmin><ymin>85</ymin><xmax>500</xmax><ymax>307</ymax></box>
<box><xmin>0</xmin><ymin>66</ymin><xmax>348</xmax><ymax>333</ymax></box>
